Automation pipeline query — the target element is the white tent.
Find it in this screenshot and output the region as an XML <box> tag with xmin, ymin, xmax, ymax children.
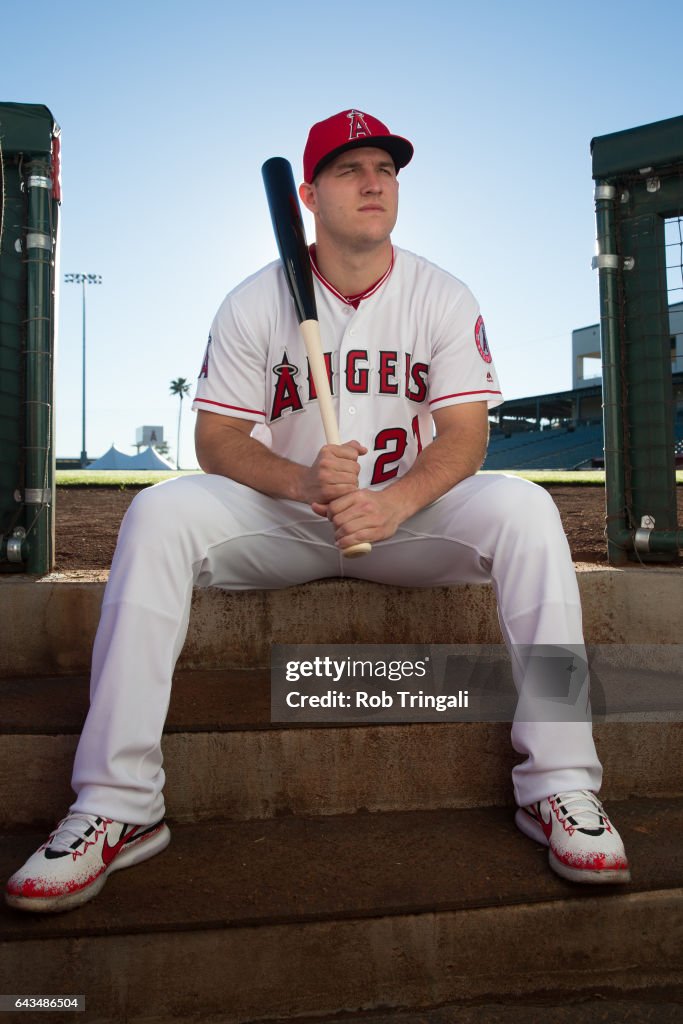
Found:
<box><xmin>129</xmin><ymin>446</ymin><xmax>175</xmax><ymax>470</ymax></box>
<box><xmin>85</xmin><ymin>445</ymin><xmax>175</xmax><ymax>471</ymax></box>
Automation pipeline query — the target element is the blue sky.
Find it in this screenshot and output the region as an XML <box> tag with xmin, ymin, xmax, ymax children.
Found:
<box><xmin>3</xmin><ymin>0</ymin><xmax>682</xmax><ymax>467</ymax></box>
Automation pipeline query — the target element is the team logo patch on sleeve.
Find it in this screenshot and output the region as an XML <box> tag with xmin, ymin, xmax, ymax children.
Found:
<box><xmin>475</xmin><ymin>316</ymin><xmax>492</xmax><ymax>364</ymax></box>
<box><xmin>198</xmin><ymin>333</ymin><xmax>211</xmax><ymax>379</ymax></box>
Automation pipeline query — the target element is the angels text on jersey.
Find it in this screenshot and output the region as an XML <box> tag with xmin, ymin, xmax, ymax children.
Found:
<box><xmin>267</xmin><ymin>347</ymin><xmax>429</xmax><ymax>421</ymax></box>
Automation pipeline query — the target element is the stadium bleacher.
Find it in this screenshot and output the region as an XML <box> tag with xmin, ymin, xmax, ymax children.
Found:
<box><xmin>484</xmin><ymin>420</ymin><xmax>683</xmax><ymax>471</ymax></box>
<box><xmin>483</xmin><ymin>424</ymin><xmax>604</xmax><ymax>470</ymax></box>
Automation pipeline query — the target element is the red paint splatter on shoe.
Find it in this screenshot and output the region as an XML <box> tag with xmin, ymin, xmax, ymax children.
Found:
<box><xmin>553</xmin><ymin>849</ymin><xmax>629</xmax><ymax>872</ymax></box>
<box><xmin>9</xmin><ymin>871</ymin><xmax>101</xmax><ymax>898</ymax></box>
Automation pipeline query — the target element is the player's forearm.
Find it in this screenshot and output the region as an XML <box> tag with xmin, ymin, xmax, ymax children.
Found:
<box><xmin>381</xmin><ymin>425</ymin><xmax>487</xmax><ymax>524</ymax></box>
<box><xmin>196</xmin><ymin>425</ymin><xmax>308</xmax><ymax>502</ymax></box>
<box><xmin>195</xmin><ymin>415</ymin><xmax>365</xmax><ymax>506</ymax></box>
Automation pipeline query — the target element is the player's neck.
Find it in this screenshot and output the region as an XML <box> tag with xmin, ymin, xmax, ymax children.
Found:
<box><xmin>312</xmin><ymin>238</ymin><xmax>393</xmax><ymax>298</ymax></box>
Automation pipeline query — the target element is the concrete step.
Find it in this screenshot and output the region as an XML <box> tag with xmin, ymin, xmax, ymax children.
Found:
<box><xmin>1</xmin><ymin>799</ymin><xmax>681</xmax><ymax>1024</ymax></box>
<box><xmin>266</xmin><ymin>997</ymin><xmax>683</xmax><ymax>1024</ymax></box>
<box><xmin>2</xmin><ymin>568</ymin><xmax>683</xmax><ymax>676</ymax></box>
<box><xmin>1</xmin><ymin>670</ymin><xmax>682</xmax><ymax>828</ymax></box>
<box><xmin>261</xmin><ymin>997</ymin><xmax>683</xmax><ymax>1024</ymax></box>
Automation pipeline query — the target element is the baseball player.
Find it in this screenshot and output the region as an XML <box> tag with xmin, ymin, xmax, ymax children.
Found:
<box><xmin>5</xmin><ymin>109</ymin><xmax>630</xmax><ymax>913</ymax></box>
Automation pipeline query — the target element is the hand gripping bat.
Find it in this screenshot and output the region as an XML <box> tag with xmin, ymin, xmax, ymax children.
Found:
<box><xmin>261</xmin><ymin>156</ymin><xmax>371</xmax><ymax>558</ymax></box>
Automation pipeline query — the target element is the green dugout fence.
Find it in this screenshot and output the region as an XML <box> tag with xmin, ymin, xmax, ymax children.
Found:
<box><xmin>0</xmin><ymin>103</ymin><xmax>61</xmax><ymax>575</ymax></box>
<box><xmin>592</xmin><ymin>114</ymin><xmax>683</xmax><ymax>564</ymax></box>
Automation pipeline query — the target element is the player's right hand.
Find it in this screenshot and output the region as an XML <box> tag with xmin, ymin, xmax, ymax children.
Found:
<box><xmin>301</xmin><ymin>440</ymin><xmax>367</xmax><ymax>508</ymax></box>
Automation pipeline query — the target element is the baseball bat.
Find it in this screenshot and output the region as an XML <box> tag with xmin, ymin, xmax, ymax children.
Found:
<box><xmin>261</xmin><ymin>156</ymin><xmax>371</xmax><ymax>558</ymax></box>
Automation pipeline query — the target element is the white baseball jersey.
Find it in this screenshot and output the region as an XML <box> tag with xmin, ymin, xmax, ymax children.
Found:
<box><xmin>67</xmin><ymin>251</ymin><xmax>601</xmax><ymax>832</ymax></box>
<box><xmin>193</xmin><ymin>247</ymin><xmax>504</xmax><ymax>489</ymax></box>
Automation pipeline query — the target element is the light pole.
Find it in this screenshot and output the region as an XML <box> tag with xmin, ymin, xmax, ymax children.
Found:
<box><xmin>64</xmin><ymin>272</ymin><xmax>102</xmax><ymax>467</ymax></box>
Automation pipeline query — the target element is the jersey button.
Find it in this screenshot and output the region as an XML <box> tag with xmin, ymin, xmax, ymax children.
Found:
<box><xmin>349</xmin><ymin>406</ymin><xmax>356</xmax><ymax>415</ymax></box>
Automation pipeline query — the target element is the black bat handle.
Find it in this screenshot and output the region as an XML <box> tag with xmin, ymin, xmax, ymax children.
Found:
<box><xmin>261</xmin><ymin>157</ymin><xmax>317</xmax><ymax>324</ymax></box>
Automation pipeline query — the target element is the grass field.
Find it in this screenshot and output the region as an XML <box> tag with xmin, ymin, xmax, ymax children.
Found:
<box><xmin>55</xmin><ymin>469</ymin><xmax>683</xmax><ymax>487</ymax></box>
<box><xmin>56</xmin><ymin>470</ymin><xmax>201</xmax><ymax>486</ymax></box>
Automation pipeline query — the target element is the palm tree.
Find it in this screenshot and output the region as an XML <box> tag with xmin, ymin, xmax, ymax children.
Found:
<box><xmin>170</xmin><ymin>377</ymin><xmax>191</xmax><ymax>469</ymax></box>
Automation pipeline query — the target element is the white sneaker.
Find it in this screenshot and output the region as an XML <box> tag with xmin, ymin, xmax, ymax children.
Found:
<box><xmin>5</xmin><ymin>812</ymin><xmax>170</xmax><ymax>913</ymax></box>
<box><xmin>515</xmin><ymin>790</ymin><xmax>631</xmax><ymax>884</ymax></box>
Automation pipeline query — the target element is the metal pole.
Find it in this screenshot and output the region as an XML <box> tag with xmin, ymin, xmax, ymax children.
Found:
<box><xmin>65</xmin><ymin>273</ymin><xmax>101</xmax><ymax>468</ymax></box>
<box><xmin>81</xmin><ymin>277</ymin><xmax>87</xmax><ymax>467</ymax></box>
<box><xmin>593</xmin><ymin>183</ymin><xmax>629</xmax><ymax>565</ymax></box>
<box><xmin>24</xmin><ymin>159</ymin><xmax>54</xmax><ymax>573</ymax></box>
<box><xmin>618</xmin><ymin>197</ymin><xmax>677</xmax><ymax>561</ymax></box>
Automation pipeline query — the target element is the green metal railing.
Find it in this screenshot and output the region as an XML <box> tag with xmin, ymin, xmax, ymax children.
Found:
<box><xmin>23</xmin><ymin>157</ymin><xmax>55</xmax><ymax>572</ymax></box>
<box><xmin>592</xmin><ymin>115</ymin><xmax>683</xmax><ymax>564</ymax></box>
<box><xmin>0</xmin><ymin>103</ymin><xmax>60</xmax><ymax>574</ymax></box>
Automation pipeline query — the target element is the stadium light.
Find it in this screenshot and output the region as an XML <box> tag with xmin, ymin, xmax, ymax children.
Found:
<box><xmin>64</xmin><ymin>273</ymin><xmax>102</xmax><ymax>467</ymax></box>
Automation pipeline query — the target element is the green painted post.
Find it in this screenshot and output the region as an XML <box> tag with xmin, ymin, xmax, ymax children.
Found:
<box><xmin>23</xmin><ymin>158</ymin><xmax>55</xmax><ymax>573</ymax></box>
<box><xmin>593</xmin><ymin>183</ymin><xmax>630</xmax><ymax>565</ymax></box>
<box><xmin>618</xmin><ymin>189</ymin><xmax>677</xmax><ymax>560</ymax></box>
<box><xmin>592</xmin><ymin>115</ymin><xmax>682</xmax><ymax>562</ymax></box>
<box><xmin>0</xmin><ymin>103</ymin><xmax>59</xmax><ymax>574</ymax></box>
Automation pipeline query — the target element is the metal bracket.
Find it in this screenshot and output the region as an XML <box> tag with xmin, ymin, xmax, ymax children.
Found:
<box><xmin>594</xmin><ymin>185</ymin><xmax>617</xmax><ymax>201</ymax></box>
<box><xmin>27</xmin><ymin>175</ymin><xmax>52</xmax><ymax>190</ymax></box>
<box><xmin>6</xmin><ymin>527</ymin><xmax>26</xmax><ymax>564</ymax></box>
<box><xmin>591</xmin><ymin>254</ymin><xmax>619</xmax><ymax>270</ymax></box>
<box><xmin>26</xmin><ymin>232</ymin><xmax>52</xmax><ymax>251</ymax></box>
<box><xmin>24</xmin><ymin>488</ymin><xmax>52</xmax><ymax>505</ymax></box>
<box><xmin>634</xmin><ymin>515</ymin><xmax>655</xmax><ymax>553</ymax></box>
<box><xmin>591</xmin><ymin>254</ymin><xmax>634</xmax><ymax>271</ymax></box>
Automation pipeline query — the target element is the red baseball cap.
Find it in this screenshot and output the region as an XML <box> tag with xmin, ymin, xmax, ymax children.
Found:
<box><xmin>303</xmin><ymin>109</ymin><xmax>414</xmax><ymax>183</ymax></box>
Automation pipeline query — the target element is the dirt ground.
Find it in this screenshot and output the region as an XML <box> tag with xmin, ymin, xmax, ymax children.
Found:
<box><xmin>52</xmin><ymin>484</ymin><xmax>683</xmax><ymax>571</ymax></box>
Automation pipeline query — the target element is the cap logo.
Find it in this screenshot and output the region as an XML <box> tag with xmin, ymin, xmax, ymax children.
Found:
<box><xmin>347</xmin><ymin>109</ymin><xmax>372</xmax><ymax>141</ymax></box>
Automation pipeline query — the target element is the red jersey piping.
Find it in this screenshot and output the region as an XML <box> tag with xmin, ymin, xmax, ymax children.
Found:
<box><xmin>194</xmin><ymin>397</ymin><xmax>265</xmax><ymax>417</ymax></box>
<box><xmin>429</xmin><ymin>389</ymin><xmax>502</xmax><ymax>405</ymax></box>
<box><xmin>310</xmin><ymin>245</ymin><xmax>395</xmax><ymax>306</ymax></box>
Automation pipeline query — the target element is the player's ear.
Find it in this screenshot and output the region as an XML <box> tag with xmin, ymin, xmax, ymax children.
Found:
<box><xmin>299</xmin><ymin>181</ymin><xmax>317</xmax><ymax>214</ymax></box>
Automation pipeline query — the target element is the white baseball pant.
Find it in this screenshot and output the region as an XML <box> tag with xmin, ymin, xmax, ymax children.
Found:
<box><xmin>70</xmin><ymin>472</ymin><xmax>601</xmax><ymax>824</ymax></box>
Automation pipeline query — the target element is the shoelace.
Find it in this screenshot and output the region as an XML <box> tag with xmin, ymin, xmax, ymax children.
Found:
<box><xmin>553</xmin><ymin>790</ymin><xmax>605</xmax><ymax>828</ymax></box>
<box><xmin>48</xmin><ymin>813</ymin><xmax>107</xmax><ymax>853</ymax></box>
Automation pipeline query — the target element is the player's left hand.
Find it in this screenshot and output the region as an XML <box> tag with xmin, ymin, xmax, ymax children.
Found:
<box><xmin>312</xmin><ymin>487</ymin><xmax>404</xmax><ymax>549</ymax></box>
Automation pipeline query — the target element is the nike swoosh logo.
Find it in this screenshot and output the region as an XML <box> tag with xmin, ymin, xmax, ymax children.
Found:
<box><xmin>535</xmin><ymin>805</ymin><xmax>554</xmax><ymax>841</ymax></box>
<box><xmin>102</xmin><ymin>826</ymin><xmax>136</xmax><ymax>868</ymax></box>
